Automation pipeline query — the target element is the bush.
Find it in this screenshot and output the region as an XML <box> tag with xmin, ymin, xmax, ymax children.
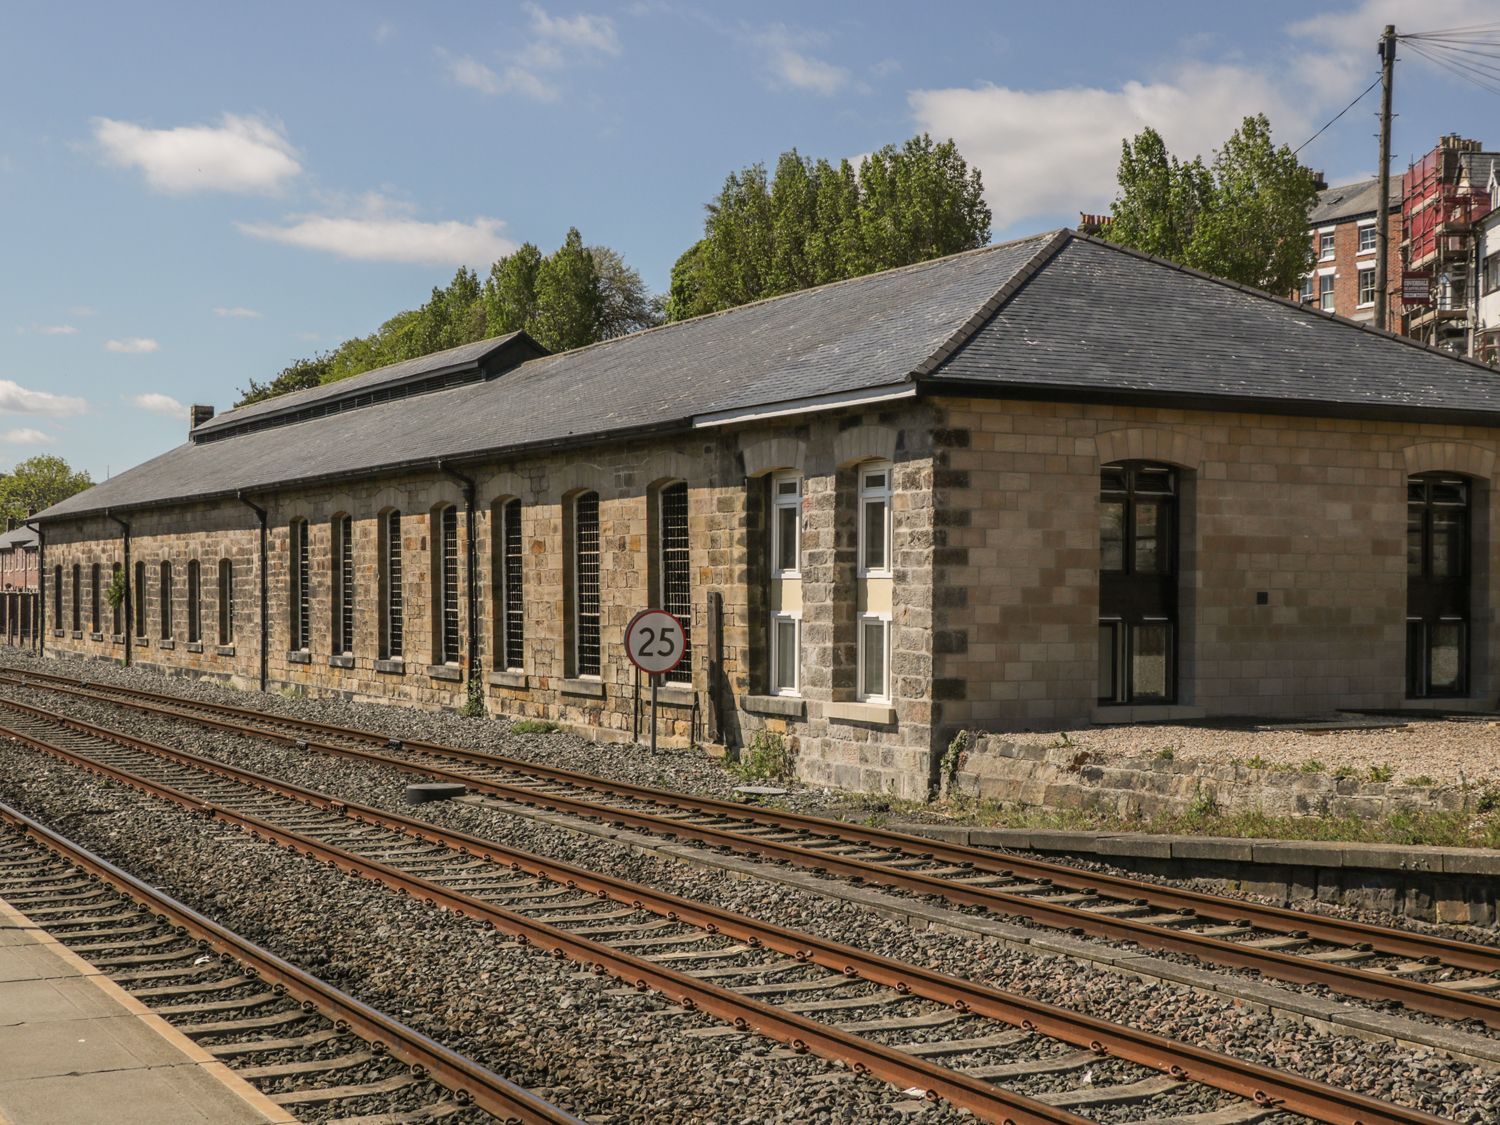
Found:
<box><xmin>731</xmin><ymin>730</ymin><xmax>795</xmax><ymax>782</ymax></box>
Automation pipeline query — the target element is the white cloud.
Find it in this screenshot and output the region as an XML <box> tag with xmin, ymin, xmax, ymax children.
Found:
<box><xmin>28</xmin><ymin>324</ymin><xmax>77</xmax><ymax>336</ymax></box>
<box><xmin>910</xmin><ymin>61</ymin><xmax>1306</xmax><ymax>229</ymax></box>
<box><xmin>755</xmin><ymin>26</ymin><xmax>848</xmax><ymax>95</ymax></box>
<box><xmin>214</xmin><ymin>306</ymin><xmax>262</xmax><ymax>319</ymax></box>
<box><xmin>442</xmin><ymin>5</ymin><xmax>617</xmax><ymax>102</ymax></box>
<box><xmin>129</xmin><ymin>392</ymin><xmax>185</xmax><ymax>418</ymax></box>
<box><xmin>104</xmin><ymin>337</ymin><xmax>159</xmax><ymax>354</ymax></box>
<box><xmin>236</xmin><ymin>202</ymin><xmax>517</xmax><ymax>266</ymax></box>
<box><xmin>93</xmin><ymin>113</ymin><xmax>302</xmax><ymax>195</ymax></box>
<box><xmin>68</xmin><ymin>306</ymin><xmax>96</xmax><ymax>317</ymax></box>
<box><xmin>443</xmin><ymin>53</ymin><xmax>560</xmax><ymax>102</ymax></box>
<box><xmin>0</xmin><ymin>380</ymin><xmax>87</xmax><ymax>416</ymax></box>
<box><xmin>2</xmin><ymin>428</ymin><xmax>55</xmax><ymax>445</ymax></box>
<box><xmin>525</xmin><ymin>3</ymin><xmax>620</xmax><ymax>55</ymax></box>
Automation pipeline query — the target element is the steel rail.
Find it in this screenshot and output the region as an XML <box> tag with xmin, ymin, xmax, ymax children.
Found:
<box><xmin>9</xmin><ymin>674</ymin><xmax>1496</xmax><ymax>1031</ymax></box>
<box><xmin>0</xmin><ymin>699</ymin><xmax>1461</xmax><ymax>1125</ymax></box>
<box><xmin>0</xmin><ymin>798</ymin><xmax>577</xmax><ymax>1125</ymax></box>
<box><xmin>0</xmin><ymin>712</ymin><xmax>1094</xmax><ymax>1125</ymax></box>
<box><xmin>12</xmin><ymin>667</ymin><xmax>1496</xmax><ymax>979</ymax></box>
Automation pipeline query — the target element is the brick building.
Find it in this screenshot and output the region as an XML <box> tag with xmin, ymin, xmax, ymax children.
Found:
<box><xmin>1300</xmin><ymin>177</ymin><xmax>1402</xmax><ymax>328</ymax></box>
<box><xmin>33</xmin><ymin>230</ymin><xmax>1500</xmax><ymax>798</ymax></box>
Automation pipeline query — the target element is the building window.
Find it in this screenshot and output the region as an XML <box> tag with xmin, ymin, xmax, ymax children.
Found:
<box><xmin>332</xmin><ymin>514</ymin><xmax>354</xmax><ymax>656</ymax></box>
<box><xmin>1358</xmin><ymin>224</ymin><xmax>1377</xmax><ymax>254</ymax></box>
<box><xmin>771</xmin><ymin>612</ymin><xmax>799</xmax><ymax>695</ymax></box>
<box><xmin>90</xmin><ymin>564</ymin><xmax>101</xmax><ymax>633</ymax></box>
<box><xmin>289</xmin><ymin>518</ymin><xmax>309</xmax><ymax>652</ymax></box>
<box><xmin>435</xmin><ymin>505</ymin><xmax>460</xmax><ymax>666</ymax></box>
<box><xmin>572</xmin><ymin>491</ymin><xmax>601</xmax><ymax>677</ymax></box>
<box><xmin>1485</xmin><ymin>253</ymin><xmax>1500</xmax><ymax>296</ymax></box>
<box><xmin>380</xmin><ymin>510</ymin><xmax>403</xmax><ymax>660</ymax></box>
<box><xmin>133</xmin><ymin>561</ymin><xmax>146</xmax><ymax>637</ymax></box>
<box><xmin>1407</xmin><ymin>474</ymin><xmax>1470</xmax><ymax>697</ymax></box>
<box><xmin>52</xmin><ymin>565</ymin><xmax>60</xmax><ymax>627</ymax></box>
<box><xmin>771</xmin><ymin>472</ymin><xmax>801</xmax><ymax>577</ymax></box>
<box><xmin>218</xmin><ymin>559</ymin><xmax>234</xmax><ymax>645</ymax></box>
<box><xmin>159</xmin><ymin>561</ymin><xmax>172</xmax><ymax>640</ymax></box>
<box><xmin>71</xmin><ymin>564</ymin><xmax>81</xmax><ymax>632</ymax></box>
<box><xmin>111</xmin><ymin>563</ymin><xmax>122</xmax><ymax>636</ymax></box>
<box><xmin>1319</xmin><ymin>230</ymin><xmax>1336</xmax><ymax>259</ymax></box>
<box><xmin>1319</xmin><ymin>273</ymin><xmax>1336</xmax><ymax>311</ymax></box>
<box><xmin>186</xmin><ymin>559</ymin><xmax>201</xmax><ymax>643</ymax></box>
<box><xmin>858</xmin><ymin>613</ymin><xmax>890</xmax><ymax>702</ymax></box>
<box><xmin>1099</xmin><ymin>462</ymin><xmax>1178</xmax><ymax>705</ymax></box>
<box><xmin>1357</xmin><ymin>267</ymin><xmax>1376</xmax><ymax>307</ymax></box>
<box><xmin>858</xmin><ymin>463</ymin><xmax>892</xmax><ymax>576</ymax></box>
<box><xmin>1299</xmin><ymin>275</ymin><xmax>1314</xmax><ymax>303</ymax></box>
<box><xmin>495</xmin><ymin>499</ymin><xmax>524</xmax><ymax>672</ymax></box>
<box><xmin>658</xmin><ymin>482</ymin><xmax>692</xmax><ymax>685</ymax></box>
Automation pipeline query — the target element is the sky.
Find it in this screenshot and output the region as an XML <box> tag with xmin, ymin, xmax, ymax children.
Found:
<box><xmin>3</xmin><ymin>0</ymin><xmax>1499</xmax><ymax>484</ymax></box>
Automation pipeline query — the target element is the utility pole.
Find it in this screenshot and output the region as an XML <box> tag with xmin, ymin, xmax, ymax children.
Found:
<box><xmin>1374</xmin><ymin>23</ymin><xmax>1396</xmax><ymax>333</ymax></box>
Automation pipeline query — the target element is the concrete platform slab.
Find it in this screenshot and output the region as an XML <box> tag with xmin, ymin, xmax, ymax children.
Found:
<box><xmin>0</xmin><ymin>895</ymin><xmax>295</xmax><ymax>1125</ymax></box>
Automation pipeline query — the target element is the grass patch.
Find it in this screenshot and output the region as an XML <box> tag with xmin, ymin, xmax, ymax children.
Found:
<box><xmin>730</xmin><ymin>730</ymin><xmax>795</xmax><ymax>783</ymax></box>
<box><xmin>1366</xmin><ymin>762</ymin><xmax>1394</xmax><ymax>783</ymax></box>
<box><xmin>511</xmin><ymin>719</ymin><xmax>560</xmax><ymax>734</ymax></box>
<box><xmin>1300</xmin><ymin>759</ymin><xmax>1325</xmax><ymax>773</ymax></box>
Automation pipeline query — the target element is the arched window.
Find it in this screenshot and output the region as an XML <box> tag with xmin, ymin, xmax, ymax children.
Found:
<box><xmin>186</xmin><ymin>559</ymin><xmax>201</xmax><ymax>643</ymax></box>
<box><xmin>289</xmin><ymin>519</ymin><xmax>309</xmax><ymax>652</ymax></box>
<box><xmin>1098</xmin><ymin>462</ymin><xmax>1178</xmax><ymax>704</ymax></box>
<box><xmin>571</xmin><ymin>491</ymin><xmax>601</xmax><ymax>677</ymax></box>
<box><xmin>492</xmin><ymin>499</ymin><xmax>524</xmax><ymax>672</ymax></box>
<box><xmin>433</xmin><ymin>505</ymin><xmax>460</xmax><ymax>666</ymax></box>
<box><xmin>217</xmin><ymin>559</ymin><xmax>234</xmax><ymax>645</ymax></box>
<box><xmin>767</xmin><ymin>473</ymin><xmax>802</xmax><ymax>696</ymax></box>
<box><xmin>657</xmin><ymin>482</ymin><xmax>691</xmax><ymax>685</ymax></box>
<box><xmin>159</xmin><ymin>560</ymin><xmax>173</xmax><ymax>640</ymax></box>
<box><xmin>133</xmin><ymin>561</ymin><xmax>146</xmax><ymax>637</ymax></box>
<box><xmin>379</xmin><ymin>510</ymin><xmax>403</xmax><ymax>660</ymax></box>
<box><xmin>52</xmin><ymin>565</ymin><xmax>62</xmax><ymax>628</ymax></box>
<box><xmin>1407</xmin><ymin>473</ymin><xmax>1471</xmax><ymax>697</ymax></box>
<box><xmin>71</xmin><ymin>564</ymin><xmax>81</xmax><ymax>632</ymax></box>
<box><xmin>90</xmin><ymin>563</ymin><xmax>101</xmax><ymax>633</ymax></box>
<box><xmin>332</xmin><ymin>514</ymin><xmax>354</xmax><ymax>656</ymax></box>
<box><xmin>110</xmin><ymin>563</ymin><xmax>121</xmax><ymax>636</ymax></box>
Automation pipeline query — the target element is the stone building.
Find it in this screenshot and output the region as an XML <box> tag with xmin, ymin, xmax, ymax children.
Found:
<box><xmin>1301</xmin><ymin>177</ymin><xmax>1402</xmax><ymax>328</ymax></box>
<box><xmin>32</xmin><ymin>230</ymin><xmax>1500</xmax><ymax>798</ymax></box>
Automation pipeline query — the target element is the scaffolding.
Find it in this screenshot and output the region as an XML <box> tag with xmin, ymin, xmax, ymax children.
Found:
<box><xmin>1400</xmin><ymin>135</ymin><xmax>1495</xmax><ymax>351</ymax></box>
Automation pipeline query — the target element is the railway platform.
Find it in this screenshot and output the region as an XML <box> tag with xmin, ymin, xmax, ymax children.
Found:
<box><xmin>0</xmin><ymin>895</ymin><xmax>293</xmax><ymax>1125</ymax></box>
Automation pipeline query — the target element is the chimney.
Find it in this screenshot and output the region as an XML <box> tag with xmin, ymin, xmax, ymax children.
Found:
<box><xmin>1077</xmin><ymin>212</ymin><xmax>1112</xmax><ymax>234</ymax></box>
<box><xmin>1312</xmin><ymin>170</ymin><xmax>1327</xmax><ymax>191</ymax></box>
<box><xmin>190</xmin><ymin>404</ymin><xmax>215</xmax><ymax>433</ymax></box>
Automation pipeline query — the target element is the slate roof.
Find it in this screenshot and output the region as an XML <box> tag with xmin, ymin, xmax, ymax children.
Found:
<box><xmin>0</xmin><ymin>526</ymin><xmax>37</xmax><ymax>549</ymax></box>
<box><xmin>37</xmin><ymin>230</ymin><xmax>1500</xmax><ymax>523</ymax></box>
<box><xmin>1308</xmin><ymin>178</ymin><xmax>1399</xmax><ymax>225</ymax></box>
<box><xmin>1459</xmin><ymin>152</ymin><xmax>1500</xmax><ymax>193</ymax></box>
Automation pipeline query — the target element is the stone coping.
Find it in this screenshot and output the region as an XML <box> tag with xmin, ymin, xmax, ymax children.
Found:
<box><xmin>425</xmin><ymin>664</ymin><xmax>462</xmax><ymax>682</ymax></box>
<box><xmin>888</xmin><ymin>823</ymin><xmax>1500</xmax><ymax>876</ymax></box>
<box><xmin>487</xmin><ymin>670</ymin><xmax>530</xmax><ymax>689</ymax></box>
<box><xmin>824</xmin><ymin>701</ymin><xmax>896</xmax><ymax>725</ymax></box>
<box><xmin>742</xmin><ymin>693</ymin><xmax>805</xmax><ymax>718</ymax></box>
<box><xmin>559</xmin><ymin>677</ymin><xmax>605</xmax><ymax>698</ymax></box>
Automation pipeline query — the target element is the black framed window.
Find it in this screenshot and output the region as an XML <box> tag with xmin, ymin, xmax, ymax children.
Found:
<box><xmin>133</xmin><ymin>561</ymin><xmax>146</xmax><ymax>636</ymax></box>
<box><xmin>1099</xmin><ymin>462</ymin><xmax>1178</xmax><ymax>704</ymax></box>
<box><xmin>380</xmin><ymin>510</ymin><xmax>403</xmax><ymax>660</ymax></box>
<box><xmin>1407</xmin><ymin>474</ymin><xmax>1470</xmax><ymax>697</ymax></box>
<box><xmin>497</xmin><ymin>499</ymin><xmax>524</xmax><ymax>671</ymax></box>
<box><xmin>90</xmin><ymin>564</ymin><xmax>101</xmax><ymax>633</ymax></box>
<box><xmin>71</xmin><ymin>564</ymin><xmax>80</xmax><ymax>631</ymax></box>
<box><xmin>186</xmin><ymin>559</ymin><xmax>201</xmax><ymax>643</ymax></box>
<box><xmin>111</xmin><ymin>563</ymin><xmax>122</xmax><ymax>636</ymax></box>
<box><xmin>159</xmin><ymin>561</ymin><xmax>173</xmax><ymax>640</ymax></box>
<box><xmin>573</xmin><ymin>492</ymin><xmax>601</xmax><ymax>677</ymax></box>
<box><xmin>435</xmin><ymin>506</ymin><xmax>460</xmax><ymax>665</ymax></box>
<box><xmin>659</xmin><ymin>482</ymin><xmax>692</xmax><ymax>685</ymax></box>
<box><xmin>289</xmin><ymin>519</ymin><xmax>310</xmax><ymax>652</ymax></box>
<box><xmin>218</xmin><ymin>559</ymin><xmax>234</xmax><ymax>645</ymax></box>
<box><xmin>52</xmin><ymin>565</ymin><xmax>61</xmax><ymax>627</ymax></box>
<box><xmin>333</xmin><ymin>514</ymin><xmax>354</xmax><ymax>656</ymax></box>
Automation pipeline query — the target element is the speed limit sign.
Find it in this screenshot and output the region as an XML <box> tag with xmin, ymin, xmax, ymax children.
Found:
<box><xmin>625</xmin><ymin>609</ymin><xmax>686</xmax><ymax>675</ymax></box>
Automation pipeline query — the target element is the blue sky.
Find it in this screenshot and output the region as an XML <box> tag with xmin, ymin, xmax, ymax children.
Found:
<box><xmin>3</xmin><ymin>0</ymin><xmax>1497</xmax><ymax>483</ymax></box>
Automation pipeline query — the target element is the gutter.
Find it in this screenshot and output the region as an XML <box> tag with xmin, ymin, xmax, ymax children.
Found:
<box><xmin>104</xmin><ymin>511</ymin><xmax>130</xmax><ymax>668</ymax></box>
<box><xmin>237</xmin><ymin>493</ymin><xmax>269</xmax><ymax>693</ymax></box>
<box><xmin>24</xmin><ymin>521</ymin><xmax>42</xmax><ymax>655</ymax></box>
<box><xmin>438</xmin><ymin>461</ymin><xmax>482</xmax><ymax>710</ymax></box>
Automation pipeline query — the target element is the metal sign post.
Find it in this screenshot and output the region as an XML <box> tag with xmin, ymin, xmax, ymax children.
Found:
<box><xmin>624</xmin><ymin>608</ymin><xmax>687</xmax><ymax>753</ymax></box>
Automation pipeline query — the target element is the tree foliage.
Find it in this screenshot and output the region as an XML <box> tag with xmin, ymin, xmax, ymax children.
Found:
<box><xmin>1102</xmin><ymin>114</ymin><xmax>1318</xmax><ymax>295</ymax></box>
<box><xmin>666</xmin><ymin>133</ymin><xmax>991</xmax><ymax>321</ymax></box>
<box><xmin>0</xmin><ymin>455</ymin><xmax>92</xmax><ymax>524</ymax></box>
<box><xmin>235</xmin><ymin>230</ymin><xmax>660</xmax><ymax>407</ymax></box>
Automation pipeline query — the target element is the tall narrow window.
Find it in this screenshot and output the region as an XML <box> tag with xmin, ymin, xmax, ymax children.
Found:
<box><xmin>659</xmin><ymin>482</ymin><xmax>692</xmax><ymax>685</ymax></box>
<box><xmin>186</xmin><ymin>560</ymin><xmax>201</xmax><ymax>643</ymax></box>
<box><xmin>858</xmin><ymin>613</ymin><xmax>890</xmax><ymax>701</ymax></box>
<box><xmin>770</xmin><ymin>612</ymin><xmax>799</xmax><ymax>695</ymax></box>
<box><xmin>1098</xmin><ymin>463</ymin><xmax>1178</xmax><ymax>704</ymax></box>
<box><xmin>52</xmin><ymin>565</ymin><xmax>61</xmax><ymax>628</ymax></box>
<box><xmin>332</xmin><ymin>514</ymin><xmax>354</xmax><ymax>656</ymax></box>
<box><xmin>90</xmin><ymin>564</ymin><xmax>101</xmax><ymax>633</ymax></box>
<box><xmin>133</xmin><ymin>561</ymin><xmax>146</xmax><ymax>636</ymax></box>
<box><xmin>380</xmin><ymin>510</ymin><xmax>403</xmax><ymax>660</ymax></box>
<box><xmin>573</xmin><ymin>491</ymin><xmax>601</xmax><ymax>676</ymax></box>
<box><xmin>498</xmin><ymin>499</ymin><xmax>524</xmax><ymax>671</ymax></box>
<box><xmin>159</xmin><ymin>561</ymin><xmax>173</xmax><ymax>640</ymax></box>
<box><xmin>71</xmin><ymin>565</ymin><xmax>81</xmax><ymax>632</ymax></box>
<box><xmin>436</xmin><ymin>506</ymin><xmax>460</xmax><ymax>665</ymax></box>
<box><xmin>111</xmin><ymin>563</ymin><xmax>122</xmax><ymax>636</ymax></box>
<box><xmin>218</xmin><ymin>559</ymin><xmax>234</xmax><ymax>645</ymax></box>
<box><xmin>289</xmin><ymin>519</ymin><xmax>309</xmax><ymax>652</ymax></box>
<box><xmin>1407</xmin><ymin>474</ymin><xmax>1471</xmax><ymax>697</ymax></box>
<box><xmin>771</xmin><ymin>473</ymin><xmax>801</xmax><ymax>576</ymax></box>
<box><xmin>858</xmin><ymin>463</ymin><xmax>892</xmax><ymax>576</ymax></box>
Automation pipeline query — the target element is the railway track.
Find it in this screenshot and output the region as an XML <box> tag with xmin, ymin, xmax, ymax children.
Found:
<box><xmin>0</xmin><ymin>798</ymin><xmax>575</xmax><ymax>1125</ymax></box>
<box><xmin>0</xmin><ymin>695</ymin><xmax>1455</xmax><ymax>1125</ymax></box>
<box><xmin>7</xmin><ymin>666</ymin><xmax>1498</xmax><ymax>1034</ymax></box>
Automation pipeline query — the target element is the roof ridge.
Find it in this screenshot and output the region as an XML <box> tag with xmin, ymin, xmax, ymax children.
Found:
<box><xmin>1068</xmin><ymin>231</ymin><xmax>1500</xmax><ymax>379</ymax></box>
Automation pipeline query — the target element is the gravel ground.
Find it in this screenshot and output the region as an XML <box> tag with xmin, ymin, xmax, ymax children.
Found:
<box><xmin>2</xmin><ymin>667</ymin><xmax>1494</xmax><ymax>1121</ymax></box>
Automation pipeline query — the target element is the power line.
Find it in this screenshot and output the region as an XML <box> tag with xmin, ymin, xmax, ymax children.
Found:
<box><xmin>1292</xmin><ymin>73</ymin><xmax>1383</xmax><ymax>156</ymax></box>
<box><xmin>1405</xmin><ymin>40</ymin><xmax>1500</xmax><ymax>96</ymax></box>
<box><xmin>1402</xmin><ymin>21</ymin><xmax>1500</xmax><ymax>40</ymax></box>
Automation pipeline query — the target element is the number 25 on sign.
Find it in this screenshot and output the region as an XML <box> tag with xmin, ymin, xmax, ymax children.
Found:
<box><xmin>625</xmin><ymin>609</ymin><xmax>686</xmax><ymax>751</ymax></box>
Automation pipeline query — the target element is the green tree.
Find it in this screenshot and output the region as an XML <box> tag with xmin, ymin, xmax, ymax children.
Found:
<box><xmin>667</xmin><ymin>132</ymin><xmax>990</xmax><ymax>321</ymax></box>
<box><xmin>531</xmin><ymin>228</ymin><xmax>603</xmax><ymax>352</ymax></box>
<box><xmin>0</xmin><ymin>455</ymin><xmax>92</xmax><ymax>523</ymax></box>
<box><xmin>483</xmin><ymin>243</ymin><xmax>544</xmax><ymax>336</ymax></box>
<box><xmin>1103</xmin><ymin>114</ymin><xmax>1318</xmax><ymax>295</ymax></box>
<box><xmin>591</xmin><ymin>246</ymin><xmax>664</xmax><ymax>339</ymax></box>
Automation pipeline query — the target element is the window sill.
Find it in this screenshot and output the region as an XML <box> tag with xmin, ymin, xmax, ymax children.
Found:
<box><xmin>70</xmin><ymin>630</ymin><xmax>83</xmax><ymax>640</ymax></box>
<box><xmin>1356</xmin><ymin>301</ymin><xmax>1375</xmax><ymax>309</ymax></box>
<box><xmin>825</xmin><ymin>700</ymin><xmax>897</xmax><ymax>725</ymax></box>
<box><xmin>488</xmin><ymin>670</ymin><xmax>530</xmax><ymax>689</ymax></box>
<box><xmin>560</xmin><ymin>677</ymin><xmax>605</xmax><ymax>699</ymax></box>
<box><xmin>185</xmin><ymin>642</ymin><xmax>204</xmax><ymax>654</ymax></box>
<box><xmin>374</xmin><ymin>658</ymin><xmax>405</xmax><ymax>675</ymax></box>
<box><xmin>857</xmin><ymin>570</ymin><xmax>894</xmax><ymax>581</ymax></box>
<box><xmin>52</xmin><ymin>629</ymin><xmax>64</xmax><ymax>638</ymax></box>
<box><xmin>89</xmin><ymin>632</ymin><xmax>104</xmax><ymax>642</ymax></box>
<box><xmin>286</xmin><ymin>650</ymin><xmax>311</xmax><ymax>665</ymax></box>
<box><xmin>110</xmin><ymin>634</ymin><xmax>125</xmax><ymax>646</ymax></box>
<box><xmin>215</xmin><ymin>645</ymin><xmax>236</xmax><ymax>657</ymax></box>
<box><xmin>328</xmin><ymin>654</ymin><xmax>354</xmax><ymax>669</ymax></box>
<box><xmin>427</xmin><ymin>664</ymin><xmax>462</xmax><ymax>682</ymax></box>
<box><xmin>744</xmin><ymin>694</ymin><xmax>805</xmax><ymax>719</ymax></box>
<box><xmin>652</xmin><ymin>683</ymin><xmax>695</xmax><ymax>708</ymax></box>
<box><xmin>134</xmin><ymin>636</ymin><xmax>149</xmax><ymax>648</ymax></box>
<box><xmin>158</xmin><ymin>639</ymin><xmax>175</xmax><ymax>651</ymax></box>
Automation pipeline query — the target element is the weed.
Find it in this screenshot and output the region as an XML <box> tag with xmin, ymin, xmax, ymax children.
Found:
<box><xmin>1299</xmin><ymin>759</ymin><xmax>1325</xmax><ymax>773</ymax></box>
<box><xmin>512</xmin><ymin>719</ymin><xmax>560</xmax><ymax>735</ymax></box>
<box><xmin>1184</xmin><ymin>785</ymin><xmax>1222</xmax><ymax>821</ymax></box>
<box><xmin>731</xmin><ymin>730</ymin><xmax>795</xmax><ymax>782</ymax></box>
<box><xmin>1406</xmin><ymin>774</ymin><xmax>1435</xmax><ymax>788</ymax></box>
<box><xmin>460</xmin><ymin>676</ymin><xmax>486</xmax><ymax>718</ymax></box>
<box><xmin>1154</xmin><ymin>745</ymin><xmax>1176</xmax><ymax>762</ymax></box>
<box><xmin>1333</xmin><ymin>765</ymin><xmax>1357</xmax><ymax>780</ymax></box>
<box><xmin>1366</xmin><ymin>762</ymin><xmax>1394</xmax><ymax>783</ymax></box>
<box><xmin>1245</xmin><ymin>755</ymin><xmax>1269</xmax><ymax>770</ymax></box>
<box><xmin>941</xmin><ymin>730</ymin><xmax>969</xmax><ymax>789</ymax></box>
